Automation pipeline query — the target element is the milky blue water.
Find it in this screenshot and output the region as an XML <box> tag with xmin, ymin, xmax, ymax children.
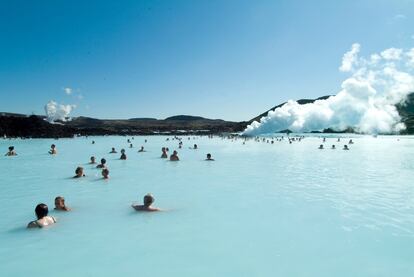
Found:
<box><xmin>0</xmin><ymin>135</ymin><xmax>413</xmax><ymax>276</ymax></box>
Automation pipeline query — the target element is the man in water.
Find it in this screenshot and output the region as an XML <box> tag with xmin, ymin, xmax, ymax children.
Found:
<box><xmin>74</xmin><ymin>167</ymin><xmax>86</xmax><ymax>178</ymax></box>
<box><xmin>170</xmin><ymin>150</ymin><xmax>179</xmax><ymax>161</ymax></box>
<box><xmin>131</xmin><ymin>194</ymin><xmax>161</xmax><ymax>212</ymax></box>
<box><xmin>96</xmin><ymin>158</ymin><xmax>107</xmax><ymax>168</ymax></box>
<box><xmin>90</xmin><ymin>156</ymin><xmax>96</xmax><ymax>164</ymax></box>
<box><xmin>5</xmin><ymin>146</ymin><xmax>17</xmax><ymax>156</ymax></box>
<box><xmin>54</xmin><ymin>196</ymin><xmax>70</xmax><ymax>211</ymax></box>
<box><xmin>109</xmin><ymin>147</ymin><xmax>117</xmax><ymax>153</ymax></box>
<box><xmin>27</xmin><ymin>204</ymin><xmax>57</xmax><ymax>228</ymax></box>
<box><xmin>102</xmin><ymin>168</ymin><xmax>110</xmax><ymax>179</ymax></box>
<box><xmin>206</xmin><ymin>153</ymin><xmax>214</xmax><ymax>161</ymax></box>
<box><xmin>331</xmin><ymin>145</ymin><xmax>336</xmax><ymax>149</ymax></box>
<box><xmin>161</xmin><ymin>147</ymin><xmax>168</xmax><ymax>158</ymax></box>
<box><xmin>49</xmin><ymin>144</ymin><xmax>57</xmax><ymax>154</ymax></box>
<box><xmin>343</xmin><ymin>145</ymin><xmax>350</xmax><ymax>150</ymax></box>
<box><xmin>120</xmin><ymin>149</ymin><xmax>127</xmax><ymax>160</ymax></box>
<box><xmin>318</xmin><ymin>144</ymin><xmax>324</xmax><ymax>149</ymax></box>
<box><xmin>138</xmin><ymin>146</ymin><xmax>145</xmax><ymax>152</ymax></box>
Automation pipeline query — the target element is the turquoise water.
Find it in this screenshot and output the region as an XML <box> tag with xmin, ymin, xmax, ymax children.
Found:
<box><xmin>0</xmin><ymin>135</ymin><xmax>413</xmax><ymax>276</ymax></box>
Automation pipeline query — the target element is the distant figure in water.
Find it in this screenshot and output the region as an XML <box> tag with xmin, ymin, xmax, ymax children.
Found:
<box><xmin>331</xmin><ymin>145</ymin><xmax>336</xmax><ymax>149</ymax></box>
<box><xmin>74</xmin><ymin>166</ymin><xmax>85</xmax><ymax>178</ymax></box>
<box><xmin>337</xmin><ymin>138</ymin><xmax>341</xmax><ymax>142</ymax></box>
<box><xmin>102</xmin><ymin>168</ymin><xmax>110</xmax><ymax>179</ymax></box>
<box><xmin>49</xmin><ymin>144</ymin><xmax>57</xmax><ymax>154</ymax></box>
<box><xmin>54</xmin><ymin>196</ymin><xmax>70</xmax><ymax>211</ymax></box>
<box><xmin>127</xmin><ymin>139</ymin><xmax>131</xmax><ymax>143</ymax></box>
<box><xmin>318</xmin><ymin>144</ymin><xmax>324</xmax><ymax>149</ymax></box>
<box><xmin>323</xmin><ymin>138</ymin><xmax>326</xmax><ymax>142</ymax></box>
<box><xmin>110</xmin><ymin>147</ymin><xmax>117</xmax><ymax>154</ymax></box>
<box><xmin>138</xmin><ymin>146</ymin><xmax>145</xmax><ymax>152</ymax></box>
<box><xmin>170</xmin><ymin>150</ymin><xmax>179</xmax><ymax>161</ymax></box>
<box><xmin>27</xmin><ymin>204</ymin><xmax>56</xmax><ymax>228</ymax></box>
<box><xmin>132</xmin><ymin>194</ymin><xmax>161</xmax><ymax>212</ymax></box>
<box><xmin>96</xmin><ymin>158</ymin><xmax>107</xmax><ymax>168</ymax></box>
<box><xmin>192</xmin><ymin>144</ymin><xmax>198</xmax><ymax>149</ymax></box>
<box><xmin>130</xmin><ymin>143</ymin><xmax>133</xmax><ymax>148</ymax></box>
<box><xmin>206</xmin><ymin>153</ymin><xmax>214</xmax><ymax>161</ymax></box>
<box><xmin>92</xmin><ymin>140</ymin><xmax>95</xmax><ymax>144</ymax></box>
<box><xmin>349</xmin><ymin>139</ymin><xmax>354</xmax><ymax>144</ymax></box>
<box><xmin>90</xmin><ymin>156</ymin><xmax>96</xmax><ymax>164</ymax></box>
<box><xmin>343</xmin><ymin>145</ymin><xmax>350</xmax><ymax>150</ymax></box>
<box><xmin>120</xmin><ymin>149</ymin><xmax>127</xmax><ymax>160</ymax></box>
<box><xmin>5</xmin><ymin>146</ymin><xmax>17</xmax><ymax>156</ymax></box>
<box><xmin>145</xmin><ymin>139</ymin><xmax>147</xmax><ymax>143</ymax></box>
<box><xmin>161</xmin><ymin>147</ymin><xmax>168</xmax><ymax>158</ymax></box>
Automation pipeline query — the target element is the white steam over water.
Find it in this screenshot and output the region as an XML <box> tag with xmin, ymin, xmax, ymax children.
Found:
<box><xmin>44</xmin><ymin>100</ymin><xmax>76</xmax><ymax>122</ymax></box>
<box><xmin>243</xmin><ymin>44</ymin><xmax>414</xmax><ymax>135</ymax></box>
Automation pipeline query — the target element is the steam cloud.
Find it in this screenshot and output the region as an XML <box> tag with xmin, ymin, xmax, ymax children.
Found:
<box><xmin>44</xmin><ymin>100</ymin><xmax>76</xmax><ymax>123</ymax></box>
<box><xmin>243</xmin><ymin>44</ymin><xmax>414</xmax><ymax>135</ymax></box>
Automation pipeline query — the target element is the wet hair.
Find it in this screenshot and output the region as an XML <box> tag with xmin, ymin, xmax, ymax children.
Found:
<box><xmin>75</xmin><ymin>166</ymin><xmax>83</xmax><ymax>175</ymax></box>
<box><xmin>101</xmin><ymin>158</ymin><xmax>106</xmax><ymax>164</ymax></box>
<box><xmin>55</xmin><ymin>196</ymin><xmax>64</xmax><ymax>202</ymax></box>
<box><xmin>121</xmin><ymin>149</ymin><xmax>125</xmax><ymax>153</ymax></box>
<box><xmin>143</xmin><ymin>194</ymin><xmax>154</xmax><ymax>206</ymax></box>
<box><xmin>207</xmin><ymin>153</ymin><xmax>212</xmax><ymax>158</ymax></box>
<box><xmin>35</xmin><ymin>203</ymin><xmax>49</xmax><ymax>219</ymax></box>
<box><xmin>8</xmin><ymin>146</ymin><xmax>14</xmax><ymax>151</ymax></box>
<box><xmin>51</xmin><ymin>144</ymin><xmax>56</xmax><ymax>148</ymax></box>
<box><xmin>90</xmin><ymin>156</ymin><xmax>95</xmax><ymax>161</ymax></box>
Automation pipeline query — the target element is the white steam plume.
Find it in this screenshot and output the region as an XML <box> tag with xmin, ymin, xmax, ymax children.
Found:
<box><xmin>44</xmin><ymin>100</ymin><xmax>76</xmax><ymax>123</ymax></box>
<box><xmin>243</xmin><ymin>44</ymin><xmax>414</xmax><ymax>135</ymax></box>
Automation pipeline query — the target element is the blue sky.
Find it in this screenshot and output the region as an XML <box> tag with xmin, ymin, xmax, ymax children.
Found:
<box><xmin>0</xmin><ymin>0</ymin><xmax>413</xmax><ymax>121</ymax></box>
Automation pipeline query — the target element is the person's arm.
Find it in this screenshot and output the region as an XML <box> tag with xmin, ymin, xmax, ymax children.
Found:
<box><xmin>27</xmin><ymin>221</ymin><xmax>41</xmax><ymax>228</ymax></box>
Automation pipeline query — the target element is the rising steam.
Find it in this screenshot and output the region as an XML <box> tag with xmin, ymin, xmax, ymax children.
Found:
<box><xmin>243</xmin><ymin>44</ymin><xmax>414</xmax><ymax>135</ymax></box>
<box><xmin>44</xmin><ymin>100</ymin><xmax>76</xmax><ymax>123</ymax></box>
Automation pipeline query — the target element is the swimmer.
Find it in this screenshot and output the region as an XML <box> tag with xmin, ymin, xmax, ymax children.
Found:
<box><xmin>323</xmin><ymin>138</ymin><xmax>326</xmax><ymax>142</ymax></box>
<box><xmin>337</xmin><ymin>138</ymin><xmax>341</xmax><ymax>142</ymax></box>
<box><xmin>120</xmin><ymin>149</ymin><xmax>127</xmax><ymax>160</ymax></box>
<box><xmin>27</xmin><ymin>204</ymin><xmax>56</xmax><ymax>228</ymax></box>
<box><xmin>138</xmin><ymin>146</ymin><xmax>145</xmax><ymax>152</ymax></box>
<box><xmin>343</xmin><ymin>145</ymin><xmax>350</xmax><ymax>150</ymax></box>
<box><xmin>161</xmin><ymin>147</ymin><xmax>168</xmax><ymax>158</ymax></box>
<box><xmin>90</xmin><ymin>156</ymin><xmax>96</xmax><ymax>164</ymax></box>
<box><xmin>49</xmin><ymin>144</ymin><xmax>57</xmax><ymax>154</ymax></box>
<box><xmin>170</xmin><ymin>150</ymin><xmax>179</xmax><ymax>161</ymax></box>
<box><xmin>96</xmin><ymin>158</ymin><xmax>107</xmax><ymax>168</ymax></box>
<box><xmin>192</xmin><ymin>144</ymin><xmax>198</xmax><ymax>149</ymax></box>
<box><xmin>132</xmin><ymin>194</ymin><xmax>161</xmax><ymax>212</ymax></box>
<box><xmin>129</xmin><ymin>143</ymin><xmax>133</xmax><ymax>148</ymax></box>
<box><xmin>5</xmin><ymin>146</ymin><xmax>17</xmax><ymax>156</ymax></box>
<box><xmin>144</xmin><ymin>139</ymin><xmax>147</xmax><ymax>143</ymax></box>
<box><xmin>205</xmin><ymin>153</ymin><xmax>214</xmax><ymax>161</ymax></box>
<box><xmin>349</xmin><ymin>139</ymin><xmax>354</xmax><ymax>144</ymax></box>
<box><xmin>102</xmin><ymin>168</ymin><xmax>110</xmax><ymax>179</ymax></box>
<box><xmin>318</xmin><ymin>144</ymin><xmax>324</xmax><ymax>149</ymax></box>
<box><xmin>109</xmin><ymin>147</ymin><xmax>117</xmax><ymax>154</ymax></box>
<box><xmin>92</xmin><ymin>140</ymin><xmax>95</xmax><ymax>144</ymax></box>
<box><xmin>74</xmin><ymin>166</ymin><xmax>85</xmax><ymax>178</ymax></box>
<box><xmin>331</xmin><ymin>145</ymin><xmax>336</xmax><ymax>149</ymax></box>
<box><xmin>54</xmin><ymin>196</ymin><xmax>70</xmax><ymax>211</ymax></box>
<box><xmin>179</xmin><ymin>145</ymin><xmax>182</xmax><ymax>149</ymax></box>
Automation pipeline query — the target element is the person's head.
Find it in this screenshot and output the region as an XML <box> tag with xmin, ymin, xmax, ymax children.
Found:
<box><xmin>35</xmin><ymin>203</ymin><xmax>48</xmax><ymax>219</ymax></box>
<box><xmin>166</xmin><ymin>147</ymin><xmax>169</xmax><ymax>152</ymax></box>
<box><xmin>207</xmin><ymin>153</ymin><xmax>212</xmax><ymax>159</ymax></box>
<box><xmin>101</xmin><ymin>158</ymin><xmax>106</xmax><ymax>165</ymax></box>
<box><xmin>332</xmin><ymin>145</ymin><xmax>335</xmax><ymax>148</ymax></box>
<box><xmin>143</xmin><ymin>194</ymin><xmax>154</xmax><ymax>207</ymax></box>
<box><xmin>102</xmin><ymin>168</ymin><xmax>109</xmax><ymax>178</ymax></box>
<box><xmin>173</xmin><ymin>150</ymin><xmax>178</xmax><ymax>155</ymax></box>
<box><xmin>51</xmin><ymin>144</ymin><xmax>56</xmax><ymax>149</ymax></box>
<box><xmin>121</xmin><ymin>149</ymin><xmax>125</xmax><ymax>153</ymax></box>
<box><xmin>90</xmin><ymin>156</ymin><xmax>96</xmax><ymax>163</ymax></box>
<box><xmin>75</xmin><ymin>166</ymin><xmax>84</xmax><ymax>177</ymax></box>
<box><xmin>54</xmin><ymin>196</ymin><xmax>66</xmax><ymax>210</ymax></box>
<box><xmin>141</xmin><ymin>146</ymin><xmax>144</xmax><ymax>150</ymax></box>
<box><xmin>112</xmin><ymin>147</ymin><xmax>115</xmax><ymax>151</ymax></box>
<box><xmin>194</xmin><ymin>144</ymin><xmax>197</xmax><ymax>148</ymax></box>
<box><xmin>8</xmin><ymin>146</ymin><xmax>14</xmax><ymax>151</ymax></box>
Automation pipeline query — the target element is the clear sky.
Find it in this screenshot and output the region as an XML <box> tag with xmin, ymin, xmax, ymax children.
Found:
<box><xmin>1</xmin><ymin>0</ymin><xmax>413</xmax><ymax>121</ymax></box>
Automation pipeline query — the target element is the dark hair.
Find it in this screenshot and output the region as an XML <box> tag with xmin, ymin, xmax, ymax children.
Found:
<box><xmin>9</xmin><ymin>146</ymin><xmax>14</xmax><ymax>151</ymax></box>
<box><xmin>144</xmin><ymin>194</ymin><xmax>154</xmax><ymax>206</ymax></box>
<box><xmin>75</xmin><ymin>166</ymin><xmax>83</xmax><ymax>174</ymax></box>
<box><xmin>51</xmin><ymin>144</ymin><xmax>56</xmax><ymax>148</ymax></box>
<box><xmin>101</xmin><ymin>158</ymin><xmax>106</xmax><ymax>164</ymax></box>
<box><xmin>35</xmin><ymin>203</ymin><xmax>49</xmax><ymax>219</ymax></box>
<box><xmin>207</xmin><ymin>153</ymin><xmax>211</xmax><ymax>157</ymax></box>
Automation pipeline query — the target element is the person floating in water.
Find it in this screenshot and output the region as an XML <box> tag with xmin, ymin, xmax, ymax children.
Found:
<box><xmin>5</xmin><ymin>146</ymin><xmax>17</xmax><ymax>156</ymax></box>
<box><xmin>109</xmin><ymin>147</ymin><xmax>117</xmax><ymax>154</ymax></box>
<box><xmin>170</xmin><ymin>150</ymin><xmax>179</xmax><ymax>161</ymax></box>
<box><xmin>120</xmin><ymin>149</ymin><xmax>127</xmax><ymax>160</ymax></box>
<box><xmin>206</xmin><ymin>153</ymin><xmax>214</xmax><ymax>161</ymax></box>
<box><xmin>27</xmin><ymin>204</ymin><xmax>57</xmax><ymax>228</ymax></box>
<box><xmin>138</xmin><ymin>146</ymin><xmax>145</xmax><ymax>152</ymax></box>
<box><xmin>92</xmin><ymin>140</ymin><xmax>95</xmax><ymax>144</ymax></box>
<box><xmin>349</xmin><ymin>139</ymin><xmax>354</xmax><ymax>144</ymax></box>
<box><xmin>102</xmin><ymin>168</ymin><xmax>110</xmax><ymax>179</ymax></box>
<box><xmin>190</xmin><ymin>144</ymin><xmax>198</xmax><ymax>149</ymax></box>
<box><xmin>96</xmin><ymin>158</ymin><xmax>107</xmax><ymax>168</ymax></box>
<box><xmin>129</xmin><ymin>143</ymin><xmax>133</xmax><ymax>148</ymax></box>
<box><xmin>343</xmin><ymin>145</ymin><xmax>350</xmax><ymax>150</ymax></box>
<box><xmin>49</xmin><ymin>144</ymin><xmax>57</xmax><ymax>154</ymax></box>
<box><xmin>331</xmin><ymin>145</ymin><xmax>336</xmax><ymax>149</ymax></box>
<box><xmin>132</xmin><ymin>194</ymin><xmax>161</xmax><ymax>212</ymax></box>
<box><xmin>161</xmin><ymin>147</ymin><xmax>168</xmax><ymax>158</ymax></box>
<box><xmin>318</xmin><ymin>144</ymin><xmax>324</xmax><ymax>149</ymax></box>
<box><xmin>54</xmin><ymin>196</ymin><xmax>70</xmax><ymax>211</ymax></box>
<box><xmin>90</xmin><ymin>156</ymin><xmax>96</xmax><ymax>164</ymax></box>
<box><xmin>74</xmin><ymin>166</ymin><xmax>85</xmax><ymax>178</ymax></box>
